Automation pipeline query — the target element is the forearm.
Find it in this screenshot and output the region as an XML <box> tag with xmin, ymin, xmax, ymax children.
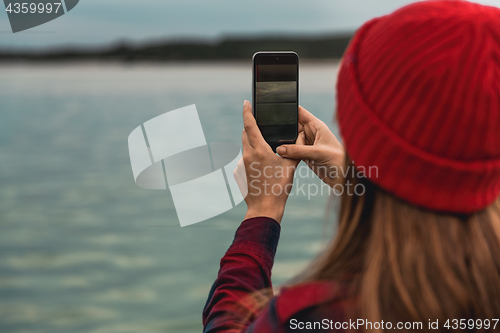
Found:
<box><xmin>202</xmin><ymin>217</ymin><xmax>280</xmax><ymax>333</ymax></box>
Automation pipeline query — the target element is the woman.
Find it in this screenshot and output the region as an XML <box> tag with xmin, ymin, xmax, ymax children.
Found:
<box><xmin>203</xmin><ymin>1</ymin><xmax>500</xmax><ymax>332</ymax></box>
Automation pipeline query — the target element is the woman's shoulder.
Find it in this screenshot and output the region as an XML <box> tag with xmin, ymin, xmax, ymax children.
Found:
<box><xmin>273</xmin><ymin>280</ymin><xmax>353</xmax><ymax>325</ymax></box>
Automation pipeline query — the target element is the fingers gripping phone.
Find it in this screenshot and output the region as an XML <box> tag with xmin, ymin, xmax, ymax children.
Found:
<box><xmin>252</xmin><ymin>51</ymin><xmax>299</xmax><ymax>152</ymax></box>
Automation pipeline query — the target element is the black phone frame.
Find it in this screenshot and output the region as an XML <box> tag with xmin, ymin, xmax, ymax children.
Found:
<box><xmin>252</xmin><ymin>51</ymin><xmax>299</xmax><ymax>152</ymax></box>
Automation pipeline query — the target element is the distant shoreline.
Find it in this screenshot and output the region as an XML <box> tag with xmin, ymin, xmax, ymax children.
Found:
<box><xmin>0</xmin><ymin>59</ymin><xmax>342</xmax><ymax>67</ymax></box>
<box><xmin>0</xmin><ymin>34</ymin><xmax>352</xmax><ymax>63</ymax></box>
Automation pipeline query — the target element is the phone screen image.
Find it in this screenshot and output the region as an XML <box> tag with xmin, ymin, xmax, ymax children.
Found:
<box><xmin>253</xmin><ymin>52</ymin><xmax>298</xmax><ymax>148</ymax></box>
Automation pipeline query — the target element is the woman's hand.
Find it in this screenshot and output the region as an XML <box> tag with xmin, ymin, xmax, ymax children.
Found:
<box><xmin>236</xmin><ymin>100</ymin><xmax>304</xmax><ymax>224</ymax></box>
<box><xmin>276</xmin><ymin>106</ymin><xmax>345</xmax><ymax>188</ymax></box>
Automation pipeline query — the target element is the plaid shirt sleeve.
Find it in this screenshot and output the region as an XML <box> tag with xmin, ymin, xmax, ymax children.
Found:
<box><xmin>202</xmin><ymin>216</ymin><xmax>284</xmax><ymax>333</ymax></box>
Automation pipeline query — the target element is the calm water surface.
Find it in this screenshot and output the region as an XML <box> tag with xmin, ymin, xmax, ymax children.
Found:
<box><xmin>0</xmin><ymin>62</ymin><xmax>341</xmax><ymax>333</ymax></box>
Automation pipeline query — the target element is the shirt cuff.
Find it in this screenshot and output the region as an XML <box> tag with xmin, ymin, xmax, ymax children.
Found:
<box><xmin>227</xmin><ymin>217</ymin><xmax>281</xmax><ymax>263</ymax></box>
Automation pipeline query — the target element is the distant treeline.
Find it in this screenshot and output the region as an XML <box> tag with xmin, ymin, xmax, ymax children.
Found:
<box><xmin>0</xmin><ymin>34</ymin><xmax>353</xmax><ymax>62</ymax></box>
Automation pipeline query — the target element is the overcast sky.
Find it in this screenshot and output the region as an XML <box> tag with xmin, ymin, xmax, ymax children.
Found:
<box><xmin>1</xmin><ymin>0</ymin><xmax>498</xmax><ymax>50</ymax></box>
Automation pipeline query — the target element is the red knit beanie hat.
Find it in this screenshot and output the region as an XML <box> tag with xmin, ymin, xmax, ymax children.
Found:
<box><xmin>337</xmin><ymin>0</ymin><xmax>500</xmax><ymax>213</ymax></box>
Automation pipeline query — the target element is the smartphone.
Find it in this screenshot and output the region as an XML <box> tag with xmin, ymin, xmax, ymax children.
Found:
<box><xmin>252</xmin><ymin>51</ymin><xmax>299</xmax><ymax>152</ymax></box>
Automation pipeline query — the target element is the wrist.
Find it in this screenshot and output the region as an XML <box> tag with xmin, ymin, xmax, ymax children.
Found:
<box><xmin>245</xmin><ymin>206</ymin><xmax>284</xmax><ymax>224</ymax></box>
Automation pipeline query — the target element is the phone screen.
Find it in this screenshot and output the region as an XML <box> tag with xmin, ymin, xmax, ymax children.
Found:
<box><xmin>253</xmin><ymin>52</ymin><xmax>298</xmax><ymax>147</ymax></box>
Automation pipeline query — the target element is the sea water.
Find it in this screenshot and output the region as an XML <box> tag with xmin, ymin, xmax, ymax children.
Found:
<box><xmin>0</xmin><ymin>62</ymin><xmax>340</xmax><ymax>333</ymax></box>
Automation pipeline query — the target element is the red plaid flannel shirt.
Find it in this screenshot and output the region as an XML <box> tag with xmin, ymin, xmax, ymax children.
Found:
<box><xmin>203</xmin><ymin>217</ymin><xmax>352</xmax><ymax>332</ymax></box>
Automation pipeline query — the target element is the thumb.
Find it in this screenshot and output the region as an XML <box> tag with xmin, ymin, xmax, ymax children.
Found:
<box><xmin>277</xmin><ymin>141</ymin><xmax>324</xmax><ymax>161</ymax></box>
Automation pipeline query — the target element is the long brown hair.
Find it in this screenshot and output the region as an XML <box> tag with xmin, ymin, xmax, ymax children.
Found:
<box><xmin>299</xmin><ymin>156</ymin><xmax>500</xmax><ymax>331</ymax></box>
